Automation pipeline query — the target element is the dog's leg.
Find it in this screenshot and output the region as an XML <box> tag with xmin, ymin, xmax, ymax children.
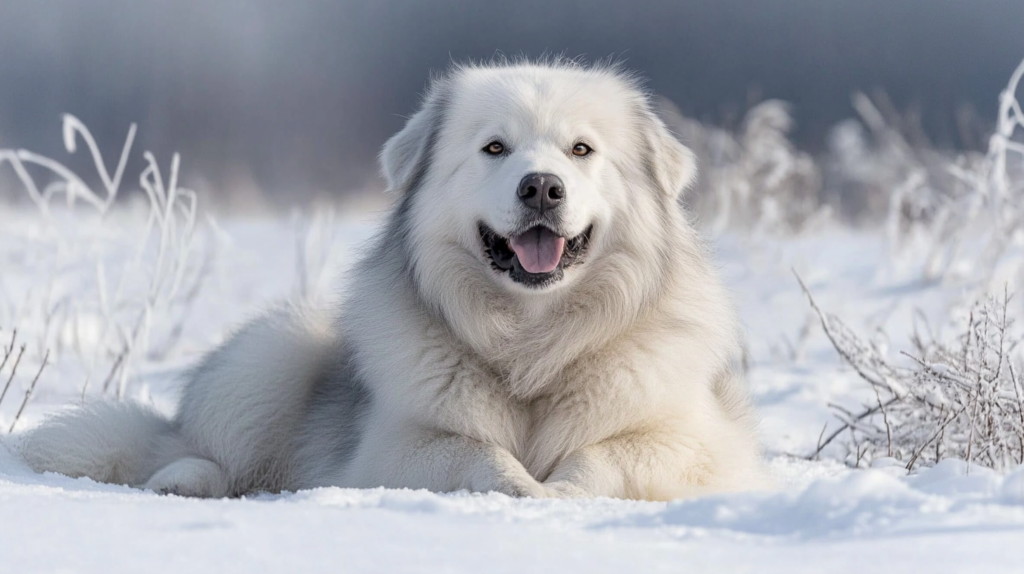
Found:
<box><xmin>357</xmin><ymin>432</ymin><xmax>548</xmax><ymax>498</ymax></box>
<box><xmin>445</xmin><ymin>436</ymin><xmax>549</xmax><ymax>497</ymax></box>
<box><xmin>540</xmin><ymin>432</ymin><xmax>721</xmax><ymax>500</ymax></box>
<box><xmin>144</xmin><ymin>457</ymin><xmax>231</xmax><ymax>498</ymax></box>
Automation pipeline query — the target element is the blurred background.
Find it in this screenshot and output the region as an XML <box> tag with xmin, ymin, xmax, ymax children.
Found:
<box><xmin>1</xmin><ymin>0</ymin><xmax>1022</xmax><ymax>208</ymax></box>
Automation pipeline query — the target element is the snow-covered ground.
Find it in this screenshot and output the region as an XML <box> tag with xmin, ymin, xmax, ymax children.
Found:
<box><xmin>2</xmin><ymin>208</ymin><xmax>1024</xmax><ymax>573</ymax></box>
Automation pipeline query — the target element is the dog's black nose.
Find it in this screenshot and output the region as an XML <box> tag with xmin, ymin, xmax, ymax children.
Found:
<box><xmin>517</xmin><ymin>173</ymin><xmax>565</xmax><ymax>213</ymax></box>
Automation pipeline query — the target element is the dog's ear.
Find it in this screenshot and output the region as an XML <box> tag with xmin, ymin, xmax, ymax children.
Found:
<box><xmin>380</xmin><ymin>90</ymin><xmax>446</xmax><ymax>193</ymax></box>
<box><xmin>644</xmin><ymin>113</ymin><xmax>697</xmax><ymax>199</ymax></box>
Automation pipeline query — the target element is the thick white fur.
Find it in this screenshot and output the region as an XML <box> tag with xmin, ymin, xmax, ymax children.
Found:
<box><xmin>21</xmin><ymin>61</ymin><xmax>767</xmax><ymax>500</ymax></box>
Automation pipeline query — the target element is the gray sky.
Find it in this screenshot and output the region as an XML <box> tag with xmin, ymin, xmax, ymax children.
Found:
<box><xmin>1</xmin><ymin>0</ymin><xmax>1022</xmax><ymax>201</ymax></box>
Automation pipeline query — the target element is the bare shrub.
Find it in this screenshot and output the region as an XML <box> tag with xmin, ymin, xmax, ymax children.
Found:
<box><xmin>800</xmin><ymin>275</ymin><xmax>1024</xmax><ymax>472</ymax></box>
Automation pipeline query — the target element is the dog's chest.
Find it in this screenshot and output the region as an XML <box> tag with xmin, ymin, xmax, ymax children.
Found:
<box><xmin>423</xmin><ymin>337</ymin><xmax>659</xmax><ymax>477</ymax></box>
<box><xmin>513</xmin><ymin>390</ymin><xmax>607</xmax><ymax>478</ymax></box>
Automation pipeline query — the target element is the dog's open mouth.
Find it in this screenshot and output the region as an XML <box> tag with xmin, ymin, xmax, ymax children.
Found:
<box><xmin>479</xmin><ymin>223</ymin><xmax>592</xmax><ymax>288</ymax></box>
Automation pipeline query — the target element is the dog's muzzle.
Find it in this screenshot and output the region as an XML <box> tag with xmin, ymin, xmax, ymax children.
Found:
<box><xmin>479</xmin><ymin>223</ymin><xmax>592</xmax><ymax>288</ymax></box>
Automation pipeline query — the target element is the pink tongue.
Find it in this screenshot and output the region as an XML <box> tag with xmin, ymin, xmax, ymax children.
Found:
<box><xmin>510</xmin><ymin>228</ymin><xmax>566</xmax><ymax>274</ymax></box>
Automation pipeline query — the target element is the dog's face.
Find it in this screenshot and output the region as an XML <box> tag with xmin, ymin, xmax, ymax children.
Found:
<box><xmin>382</xmin><ymin>64</ymin><xmax>696</xmax><ymax>296</ymax></box>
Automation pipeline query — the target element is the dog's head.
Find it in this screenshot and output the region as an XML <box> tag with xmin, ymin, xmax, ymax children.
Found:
<box><xmin>381</xmin><ymin>62</ymin><xmax>696</xmax><ymax>296</ymax></box>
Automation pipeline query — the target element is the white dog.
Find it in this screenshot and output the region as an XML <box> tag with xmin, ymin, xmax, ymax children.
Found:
<box><xmin>22</xmin><ymin>61</ymin><xmax>767</xmax><ymax>500</ymax></box>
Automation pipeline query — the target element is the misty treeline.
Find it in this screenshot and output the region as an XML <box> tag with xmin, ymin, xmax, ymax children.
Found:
<box><xmin>671</xmin><ymin>58</ymin><xmax>1024</xmax><ymax>276</ymax></box>
<box><xmin>668</xmin><ymin>75</ymin><xmax>1021</xmax><ymax>237</ymax></box>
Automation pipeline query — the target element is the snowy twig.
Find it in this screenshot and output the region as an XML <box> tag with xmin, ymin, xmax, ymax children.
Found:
<box><xmin>0</xmin><ymin>344</ymin><xmax>26</xmax><ymax>409</ymax></box>
<box><xmin>0</xmin><ymin>329</ymin><xmax>16</xmax><ymax>376</ymax></box>
<box><xmin>9</xmin><ymin>349</ymin><xmax>48</xmax><ymax>433</ymax></box>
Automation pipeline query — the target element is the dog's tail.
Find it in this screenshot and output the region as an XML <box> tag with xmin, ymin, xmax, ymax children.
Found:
<box><xmin>20</xmin><ymin>401</ymin><xmax>172</xmax><ymax>487</ymax></box>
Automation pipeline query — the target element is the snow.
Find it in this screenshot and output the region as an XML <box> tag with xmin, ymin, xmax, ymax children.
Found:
<box><xmin>3</xmin><ymin>209</ymin><xmax>1024</xmax><ymax>573</ymax></box>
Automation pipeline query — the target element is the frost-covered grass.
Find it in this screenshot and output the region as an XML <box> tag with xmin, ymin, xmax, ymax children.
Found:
<box><xmin>0</xmin><ymin>116</ymin><xmax>209</xmax><ymax>401</ymax></box>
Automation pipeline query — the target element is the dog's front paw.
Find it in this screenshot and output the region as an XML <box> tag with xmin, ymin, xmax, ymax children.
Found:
<box><xmin>471</xmin><ymin>473</ymin><xmax>549</xmax><ymax>498</ymax></box>
<box><xmin>462</xmin><ymin>447</ymin><xmax>550</xmax><ymax>498</ymax></box>
<box><xmin>144</xmin><ymin>457</ymin><xmax>231</xmax><ymax>498</ymax></box>
<box><xmin>541</xmin><ymin>480</ymin><xmax>591</xmax><ymax>499</ymax></box>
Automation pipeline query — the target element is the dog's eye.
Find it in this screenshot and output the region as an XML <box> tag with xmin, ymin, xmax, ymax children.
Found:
<box><xmin>571</xmin><ymin>143</ymin><xmax>593</xmax><ymax>157</ymax></box>
<box><xmin>483</xmin><ymin>141</ymin><xmax>505</xmax><ymax>155</ymax></box>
